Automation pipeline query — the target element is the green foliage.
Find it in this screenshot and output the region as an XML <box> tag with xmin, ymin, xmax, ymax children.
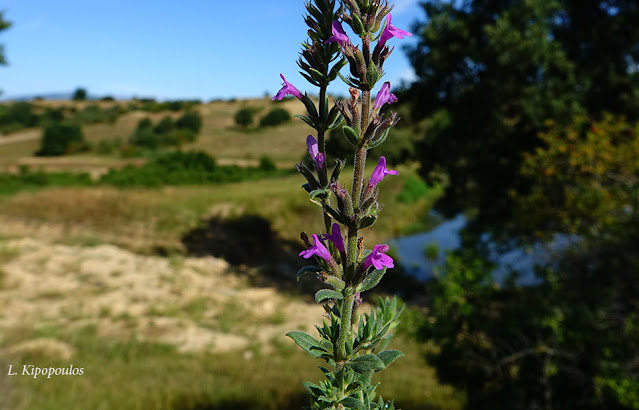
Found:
<box><xmin>397</xmin><ymin>176</ymin><xmax>431</xmax><ymax>204</ymax></box>
<box><xmin>99</xmin><ymin>151</ymin><xmax>288</xmax><ymax>187</ymax></box>
<box><xmin>72</xmin><ymin>87</ymin><xmax>87</xmax><ymax>101</ymax></box>
<box><xmin>258</xmin><ymin>155</ymin><xmax>277</xmax><ymax>171</ymax></box>
<box><xmin>234</xmin><ymin>106</ymin><xmax>256</xmax><ymax>128</ymax></box>
<box><xmin>422</xmin><ymin>115</ymin><xmax>639</xmax><ymax>409</ymax></box>
<box><xmin>0</xmin><ymin>166</ymin><xmax>93</xmax><ymax>195</ymax></box>
<box><xmin>71</xmin><ymin>104</ymin><xmax>121</xmax><ymax>125</ymax></box>
<box><xmin>0</xmin><ymin>102</ymin><xmax>39</xmax><ymax>133</ymax></box>
<box><xmin>36</xmin><ymin>123</ymin><xmax>86</xmax><ymax>156</ymax></box>
<box><xmin>0</xmin><ymin>11</ymin><xmax>11</xmax><ymax>67</ymax></box>
<box><xmin>133</xmin><ymin>99</ymin><xmax>201</xmax><ymax>113</ymax></box>
<box><xmin>128</xmin><ymin>114</ymin><xmax>199</xmax><ymax>151</ymax></box>
<box><xmin>175</xmin><ymin>110</ymin><xmax>202</xmax><ymax>134</ymax></box>
<box><xmin>287</xmin><ymin>297</ymin><xmax>404</xmax><ymax>410</ymax></box>
<box><xmin>405</xmin><ymin>0</ymin><xmax>639</xmax><ymax>229</ymax></box>
<box><xmin>517</xmin><ymin>114</ymin><xmax>639</xmax><ymax>239</ymax></box>
<box><xmin>154</xmin><ymin>115</ymin><xmax>175</xmax><ymax>134</ymax></box>
<box><xmin>259</xmin><ymin>107</ymin><xmax>291</xmax><ymax>127</ymax></box>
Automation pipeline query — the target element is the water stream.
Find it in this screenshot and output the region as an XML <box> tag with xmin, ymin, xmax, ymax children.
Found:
<box><xmin>390</xmin><ymin>214</ymin><xmax>576</xmax><ymax>285</ymax></box>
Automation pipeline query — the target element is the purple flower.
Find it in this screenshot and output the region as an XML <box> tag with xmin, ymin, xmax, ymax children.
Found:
<box><xmin>299</xmin><ymin>234</ymin><xmax>332</xmax><ymax>262</ymax></box>
<box><xmin>273</xmin><ymin>74</ymin><xmax>303</xmax><ymax>101</ymax></box>
<box><xmin>321</xmin><ymin>223</ymin><xmax>345</xmax><ymax>255</ymax></box>
<box><xmin>325</xmin><ymin>20</ymin><xmax>350</xmax><ymax>47</ymax></box>
<box><xmin>368</xmin><ymin>156</ymin><xmax>398</xmax><ymax>189</ymax></box>
<box><xmin>373</xmin><ymin>82</ymin><xmax>398</xmax><ymax>110</ymax></box>
<box><xmin>362</xmin><ymin>244</ymin><xmax>394</xmax><ymax>270</ymax></box>
<box><xmin>354</xmin><ymin>292</ymin><xmax>362</xmax><ymax>307</ymax></box>
<box><xmin>378</xmin><ymin>14</ymin><xmax>412</xmax><ymax>49</ymax></box>
<box><xmin>306</xmin><ymin>135</ymin><xmax>325</xmax><ymax>170</ymax></box>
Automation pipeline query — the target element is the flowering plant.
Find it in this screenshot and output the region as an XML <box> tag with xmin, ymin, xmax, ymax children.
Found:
<box><xmin>274</xmin><ymin>1</ymin><xmax>411</xmax><ymax>408</ymax></box>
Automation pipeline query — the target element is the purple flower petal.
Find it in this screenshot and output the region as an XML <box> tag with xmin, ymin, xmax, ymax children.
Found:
<box><xmin>306</xmin><ymin>135</ymin><xmax>324</xmax><ymax>170</ymax></box>
<box><xmin>273</xmin><ymin>74</ymin><xmax>303</xmax><ymax>101</ymax></box>
<box><xmin>321</xmin><ymin>223</ymin><xmax>345</xmax><ymax>255</ymax></box>
<box><xmin>368</xmin><ymin>156</ymin><xmax>399</xmax><ymax>189</ymax></box>
<box><xmin>325</xmin><ymin>20</ymin><xmax>350</xmax><ymax>47</ymax></box>
<box><xmin>299</xmin><ymin>234</ymin><xmax>332</xmax><ymax>262</ymax></box>
<box><xmin>378</xmin><ymin>14</ymin><xmax>412</xmax><ymax>48</ymax></box>
<box><xmin>373</xmin><ymin>82</ymin><xmax>398</xmax><ymax>110</ymax></box>
<box><xmin>362</xmin><ymin>243</ymin><xmax>394</xmax><ymax>271</ymax></box>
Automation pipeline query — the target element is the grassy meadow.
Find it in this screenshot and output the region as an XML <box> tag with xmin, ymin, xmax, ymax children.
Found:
<box><xmin>0</xmin><ymin>98</ymin><xmax>460</xmax><ymax>409</ymax></box>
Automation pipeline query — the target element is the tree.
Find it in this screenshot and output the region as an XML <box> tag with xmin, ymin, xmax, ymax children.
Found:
<box><xmin>72</xmin><ymin>87</ymin><xmax>87</xmax><ymax>101</ymax></box>
<box><xmin>175</xmin><ymin>110</ymin><xmax>202</xmax><ymax>134</ymax></box>
<box><xmin>0</xmin><ymin>12</ymin><xmax>12</xmax><ymax>97</ymax></box>
<box><xmin>404</xmin><ymin>0</ymin><xmax>639</xmax><ymax>232</ymax></box>
<box><xmin>422</xmin><ymin>116</ymin><xmax>639</xmax><ymax>409</ymax></box>
<box><xmin>37</xmin><ymin>123</ymin><xmax>85</xmax><ymax>156</ymax></box>
<box><xmin>234</xmin><ymin>107</ymin><xmax>255</xmax><ymax>128</ymax></box>
<box><xmin>0</xmin><ymin>11</ymin><xmax>10</xmax><ymax>66</ymax></box>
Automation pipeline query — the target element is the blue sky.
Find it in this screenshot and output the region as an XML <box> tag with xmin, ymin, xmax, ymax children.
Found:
<box><xmin>1</xmin><ymin>0</ymin><xmax>423</xmax><ymax>101</ymax></box>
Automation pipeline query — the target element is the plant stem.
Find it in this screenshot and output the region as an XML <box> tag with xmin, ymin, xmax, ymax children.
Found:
<box><xmin>337</xmin><ymin>293</ymin><xmax>355</xmax><ymax>362</ymax></box>
<box><xmin>318</xmin><ymin>85</ymin><xmax>332</xmax><ymax>235</ymax></box>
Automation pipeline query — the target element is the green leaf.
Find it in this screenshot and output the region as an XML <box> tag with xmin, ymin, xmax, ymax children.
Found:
<box><xmin>330</xmin><ymin>158</ymin><xmax>346</xmax><ymax>182</ymax></box>
<box><xmin>368</xmin><ymin>128</ymin><xmax>390</xmax><ymax>149</ymax></box>
<box><xmin>350</xmin><ymin>354</ymin><xmax>385</xmax><ymax>373</ymax></box>
<box><xmin>351</xmin><ymin>13</ymin><xmax>365</xmax><ymax>36</ymax></box>
<box><xmin>309</xmin><ymin>188</ymin><xmax>330</xmax><ymax>203</ymax></box>
<box><xmin>358</xmin><ymin>215</ymin><xmax>377</xmax><ymax>229</ymax></box>
<box><xmin>356</xmin><ymin>268</ymin><xmax>387</xmax><ymax>293</ymax></box>
<box><xmin>340</xmin><ymin>397</ymin><xmax>366</xmax><ymax>409</ymax></box>
<box><xmin>286</xmin><ymin>331</ymin><xmax>325</xmax><ymax>358</ymax></box>
<box><xmin>297</xmin><ymin>265</ymin><xmax>322</xmax><ymax>281</ymax></box>
<box><xmin>342</xmin><ymin>125</ymin><xmax>360</xmax><ymax>146</ymax></box>
<box><xmin>320</xmin><ymin>201</ymin><xmax>350</xmax><ymax>225</ymax></box>
<box><xmin>294</xmin><ymin>114</ymin><xmax>317</xmax><ymax>129</ymax></box>
<box><xmin>377</xmin><ymin>350</ymin><xmax>404</xmax><ymax>367</ymax></box>
<box><xmin>315</xmin><ymin>289</ymin><xmax>343</xmax><ymax>303</ymax></box>
<box><xmin>302</xmin><ymin>381</ymin><xmax>323</xmax><ymax>398</ymax></box>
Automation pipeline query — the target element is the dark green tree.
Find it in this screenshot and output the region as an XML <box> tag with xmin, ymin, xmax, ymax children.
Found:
<box><xmin>37</xmin><ymin>123</ymin><xmax>85</xmax><ymax>156</ymax></box>
<box><xmin>175</xmin><ymin>110</ymin><xmax>202</xmax><ymax>134</ymax></box>
<box><xmin>72</xmin><ymin>87</ymin><xmax>88</xmax><ymax>101</ymax></box>
<box><xmin>405</xmin><ymin>0</ymin><xmax>639</xmax><ymax>231</ymax></box>
<box><xmin>0</xmin><ymin>11</ymin><xmax>11</xmax><ymax>66</ymax></box>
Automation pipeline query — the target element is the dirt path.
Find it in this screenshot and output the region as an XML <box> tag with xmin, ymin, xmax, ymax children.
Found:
<box><xmin>0</xmin><ymin>129</ymin><xmax>40</xmax><ymax>146</ymax></box>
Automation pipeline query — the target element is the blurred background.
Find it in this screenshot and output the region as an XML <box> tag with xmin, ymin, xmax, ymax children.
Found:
<box><xmin>0</xmin><ymin>1</ymin><xmax>637</xmax><ymax>409</ymax></box>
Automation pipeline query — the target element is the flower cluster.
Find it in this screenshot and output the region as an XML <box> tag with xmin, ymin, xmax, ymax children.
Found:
<box><xmin>276</xmin><ymin>1</ymin><xmax>411</xmax><ymax>408</ymax></box>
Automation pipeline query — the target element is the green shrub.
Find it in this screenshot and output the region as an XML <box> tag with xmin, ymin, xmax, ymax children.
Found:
<box><xmin>259</xmin><ymin>108</ymin><xmax>291</xmax><ymax>127</ymax></box>
<box><xmin>0</xmin><ymin>102</ymin><xmax>39</xmax><ymax>132</ymax></box>
<box><xmin>234</xmin><ymin>107</ymin><xmax>255</xmax><ymax>128</ymax></box>
<box><xmin>175</xmin><ymin>111</ymin><xmax>202</xmax><ymax>134</ymax></box>
<box><xmin>72</xmin><ymin>87</ymin><xmax>87</xmax><ymax>101</ymax></box>
<box><xmin>36</xmin><ymin>123</ymin><xmax>85</xmax><ymax>156</ymax></box>
<box><xmin>99</xmin><ymin>151</ymin><xmax>288</xmax><ymax>187</ymax></box>
<box><xmin>259</xmin><ymin>155</ymin><xmax>277</xmax><ymax>171</ymax></box>
<box><xmin>154</xmin><ymin>116</ymin><xmax>175</xmax><ymax>134</ymax></box>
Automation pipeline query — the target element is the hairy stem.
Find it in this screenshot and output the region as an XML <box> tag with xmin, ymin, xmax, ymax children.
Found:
<box><xmin>318</xmin><ymin>85</ymin><xmax>333</xmax><ymax>235</ymax></box>
<box><xmin>337</xmin><ymin>293</ymin><xmax>355</xmax><ymax>362</ymax></box>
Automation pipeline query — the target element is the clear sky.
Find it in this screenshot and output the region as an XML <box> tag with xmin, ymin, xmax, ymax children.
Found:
<box><xmin>0</xmin><ymin>0</ymin><xmax>423</xmax><ymax>101</ymax></box>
